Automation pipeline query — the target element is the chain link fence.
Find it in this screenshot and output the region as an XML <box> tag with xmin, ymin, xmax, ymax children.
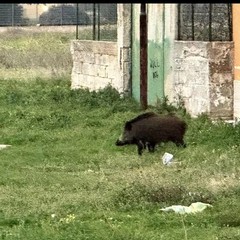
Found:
<box><xmin>0</xmin><ymin>3</ymin><xmax>117</xmax><ymax>41</ymax></box>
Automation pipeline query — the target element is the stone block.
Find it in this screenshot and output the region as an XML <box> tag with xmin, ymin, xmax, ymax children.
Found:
<box><xmin>96</xmin><ymin>65</ymin><xmax>107</xmax><ymax>78</ymax></box>
<box><xmin>108</xmin><ymin>61</ymin><xmax>119</xmax><ymax>79</ymax></box>
<box><xmin>71</xmin><ymin>40</ymin><xmax>117</xmax><ymax>55</ymax></box>
<box><xmin>82</xmin><ymin>63</ymin><xmax>94</xmax><ymax>76</ymax></box>
<box><xmin>95</xmin><ymin>54</ymin><xmax>109</xmax><ymax>66</ymax></box>
<box><xmin>83</xmin><ymin>52</ymin><xmax>95</xmax><ymax>64</ymax></box>
<box><xmin>72</xmin><ymin>62</ymin><xmax>82</xmax><ymax>74</ymax></box>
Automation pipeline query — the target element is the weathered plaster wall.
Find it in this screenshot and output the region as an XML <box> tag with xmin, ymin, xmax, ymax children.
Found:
<box><xmin>71</xmin><ymin>40</ymin><xmax>120</xmax><ymax>91</ymax></box>
<box><xmin>162</xmin><ymin>4</ymin><xmax>178</xmax><ymax>103</ymax></box>
<box><xmin>209</xmin><ymin>42</ymin><xmax>233</xmax><ymax>119</ymax></box>
<box><xmin>131</xmin><ymin>4</ymin><xmax>140</xmax><ymax>102</ymax></box>
<box><xmin>174</xmin><ymin>41</ymin><xmax>233</xmax><ymax>119</ymax></box>
<box><xmin>117</xmin><ymin>4</ymin><xmax>132</xmax><ymax>96</ymax></box>
<box><xmin>174</xmin><ymin>41</ymin><xmax>210</xmax><ymax>117</ymax></box>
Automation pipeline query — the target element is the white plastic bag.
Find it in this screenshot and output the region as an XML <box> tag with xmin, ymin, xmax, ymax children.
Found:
<box><xmin>160</xmin><ymin>202</ymin><xmax>213</xmax><ymax>214</ymax></box>
<box><xmin>0</xmin><ymin>144</ymin><xmax>11</xmax><ymax>150</ymax></box>
<box><xmin>162</xmin><ymin>152</ymin><xmax>174</xmax><ymax>165</ymax></box>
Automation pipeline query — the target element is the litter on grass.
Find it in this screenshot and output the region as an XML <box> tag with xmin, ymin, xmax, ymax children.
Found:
<box><xmin>162</xmin><ymin>152</ymin><xmax>174</xmax><ymax>165</ymax></box>
<box><xmin>0</xmin><ymin>144</ymin><xmax>11</xmax><ymax>150</ymax></box>
<box><xmin>160</xmin><ymin>202</ymin><xmax>213</xmax><ymax>214</ymax></box>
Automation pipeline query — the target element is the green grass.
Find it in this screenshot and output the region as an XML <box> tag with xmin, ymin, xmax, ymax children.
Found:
<box><xmin>0</xmin><ymin>78</ymin><xmax>240</xmax><ymax>239</ymax></box>
<box><xmin>0</xmin><ymin>26</ymin><xmax>117</xmax><ymax>81</ymax></box>
<box><xmin>0</xmin><ymin>31</ymin><xmax>74</xmax><ymax>80</ymax></box>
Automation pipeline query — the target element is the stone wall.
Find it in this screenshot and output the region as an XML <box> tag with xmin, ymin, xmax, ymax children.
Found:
<box><xmin>70</xmin><ymin>4</ymin><xmax>132</xmax><ymax>95</ymax></box>
<box><xmin>70</xmin><ymin>40</ymin><xmax>121</xmax><ymax>91</ymax></box>
<box><xmin>174</xmin><ymin>41</ymin><xmax>233</xmax><ymax>119</ymax></box>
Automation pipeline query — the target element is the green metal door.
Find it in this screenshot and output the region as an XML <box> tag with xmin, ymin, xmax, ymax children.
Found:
<box><xmin>132</xmin><ymin>4</ymin><xmax>166</xmax><ymax>106</ymax></box>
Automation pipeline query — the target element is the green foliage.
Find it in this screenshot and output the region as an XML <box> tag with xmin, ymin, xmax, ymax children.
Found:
<box><xmin>0</xmin><ymin>27</ymin><xmax>117</xmax><ymax>81</ymax></box>
<box><xmin>113</xmin><ymin>181</ymin><xmax>216</xmax><ymax>212</ymax></box>
<box><xmin>113</xmin><ymin>183</ymin><xmax>187</xmax><ymax>210</ymax></box>
<box><xmin>0</xmin><ymin>78</ymin><xmax>240</xmax><ymax>239</ymax></box>
<box><xmin>69</xmin><ymin>84</ymin><xmax>140</xmax><ymax>112</ymax></box>
<box><xmin>0</xmin><ymin>31</ymin><xmax>73</xmax><ymax>79</ymax></box>
<box><xmin>151</xmin><ymin>95</ymin><xmax>188</xmax><ymax>118</ymax></box>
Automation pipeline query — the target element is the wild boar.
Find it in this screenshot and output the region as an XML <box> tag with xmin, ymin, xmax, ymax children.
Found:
<box><xmin>115</xmin><ymin>112</ymin><xmax>187</xmax><ymax>155</ymax></box>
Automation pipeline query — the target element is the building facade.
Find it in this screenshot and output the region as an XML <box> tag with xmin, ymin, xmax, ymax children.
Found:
<box><xmin>71</xmin><ymin>4</ymin><xmax>240</xmax><ymax>121</ymax></box>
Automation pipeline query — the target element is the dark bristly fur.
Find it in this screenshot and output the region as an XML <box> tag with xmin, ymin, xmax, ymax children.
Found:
<box><xmin>125</xmin><ymin>112</ymin><xmax>158</xmax><ymax>131</ymax></box>
<box><xmin>115</xmin><ymin>112</ymin><xmax>187</xmax><ymax>155</ymax></box>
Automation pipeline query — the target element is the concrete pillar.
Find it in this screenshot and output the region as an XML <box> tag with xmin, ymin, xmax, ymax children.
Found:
<box><xmin>233</xmin><ymin>4</ymin><xmax>240</xmax><ymax>120</ymax></box>
<box><xmin>117</xmin><ymin>4</ymin><xmax>132</xmax><ymax>96</ymax></box>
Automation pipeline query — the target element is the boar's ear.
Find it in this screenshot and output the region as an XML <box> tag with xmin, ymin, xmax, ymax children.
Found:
<box><xmin>125</xmin><ymin>121</ymin><xmax>132</xmax><ymax>131</ymax></box>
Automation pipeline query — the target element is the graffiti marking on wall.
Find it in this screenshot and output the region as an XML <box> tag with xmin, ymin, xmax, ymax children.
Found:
<box><xmin>150</xmin><ymin>58</ymin><xmax>160</xmax><ymax>79</ymax></box>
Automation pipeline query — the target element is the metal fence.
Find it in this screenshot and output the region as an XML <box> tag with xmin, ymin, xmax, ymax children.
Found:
<box><xmin>0</xmin><ymin>3</ymin><xmax>117</xmax><ymax>41</ymax></box>
<box><xmin>76</xmin><ymin>3</ymin><xmax>117</xmax><ymax>41</ymax></box>
<box><xmin>178</xmin><ymin>3</ymin><xmax>232</xmax><ymax>41</ymax></box>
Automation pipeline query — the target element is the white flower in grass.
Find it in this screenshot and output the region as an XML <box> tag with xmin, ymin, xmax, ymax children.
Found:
<box><xmin>60</xmin><ymin>214</ymin><xmax>76</xmax><ymax>224</ymax></box>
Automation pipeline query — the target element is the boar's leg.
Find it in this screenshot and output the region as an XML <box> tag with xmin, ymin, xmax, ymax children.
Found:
<box><xmin>137</xmin><ymin>140</ymin><xmax>145</xmax><ymax>155</ymax></box>
<box><xmin>146</xmin><ymin>142</ymin><xmax>156</xmax><ymax>152</ymax></box>
<box><xmin>174</xmin><ymin>139</ymin><xmax>186</xmax><ymax>148</ymax></box>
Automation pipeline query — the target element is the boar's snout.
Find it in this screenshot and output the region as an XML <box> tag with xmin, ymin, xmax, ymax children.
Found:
<box><xmin>115</xmin><ymin>139</ymin><xmax>125</xmax><ymax>146</ymax></box>
<box><xmin>115</xmin><ymin>133</ymin><xmax>126</xmax><ymax>146</ymax></box>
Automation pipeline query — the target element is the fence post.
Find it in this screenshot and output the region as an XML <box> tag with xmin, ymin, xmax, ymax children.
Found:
<box><xmin>191</xmin><ymin>4</ymin><xmax>194</xmax><ymax>40</ymax></box>
<box><xmin>140</xmin><ymin>3</ymin><xmax>148</xmax><ymax>110</ymax></box>
<box><xmin>209</xmin><ymin>4</ymin><xmax>212</xmax><ymax>41</ymax></box>
<box><xmin>93</xmin><ymin>4</ymin><xmax>96</xmax><ymax>40</ymax></box>
<box><xmin>76</xmin><ymin>4</ymin><xmax>79</xmax><ymax>39</ymax></box>
<box><xmin>97</xmin><ymin>4</ymin><xmax>100</xmax><ymax>40</ymax></box>
<box><xmin>177</xmin><ymin>4</ymin><xmax>181</xmax><ymax>40</ymax></box>
<box><xmin>11</xmin><ymin>4</ymin><xmax>14</xmax><ymax>26</ymax></box>
<box><xmin>36</xmin><ymin>4</ymin><xmax>39</xmax><ymax>23</ymax></box>
<box><xmin>60</xmin><ymin>5</ymin><xmax>63</xmax><ymax>25</ymax></box>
